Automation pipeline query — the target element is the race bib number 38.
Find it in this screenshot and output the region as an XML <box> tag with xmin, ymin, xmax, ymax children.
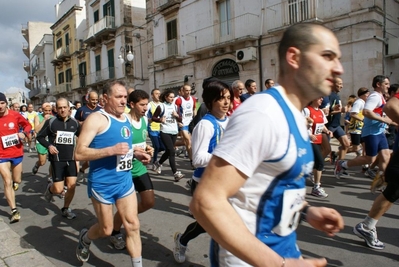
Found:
<box><xmin>116</xmin><ymin>148</ymin><xmax>134</xmax><ymax>172</ymax></box>
<box><xmin>55</xmin><ymin>131</ymin><xmax>74</xmax><ymax>145</ymax></box>
<box><xmin>1</xmin><ymin>133</ymin><xmax>20</xmax><ymax>148</ymax></box>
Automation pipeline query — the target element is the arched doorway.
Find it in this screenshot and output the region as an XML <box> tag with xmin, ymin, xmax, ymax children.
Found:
<box><xmin>211</xmin><ymin>59</ymin><xmax>240</xmax><ymax>86</ymax></box>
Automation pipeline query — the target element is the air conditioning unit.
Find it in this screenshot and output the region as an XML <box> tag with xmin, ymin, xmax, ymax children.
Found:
<box><xmin>236</xmin><ymin>47</ymin><xmax>257</xmax><ymax>63</ymax></box>
<box><xmin>387</xmin><ymin>37</ymin><xmax>399</xmax><ymax>57</ymax></box>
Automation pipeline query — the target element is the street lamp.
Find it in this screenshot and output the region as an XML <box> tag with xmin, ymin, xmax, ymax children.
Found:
<box><xmin>42</xmin><ymin>76</ymin><xmax>51</xmax><ymax>101</ymax></box>
<box><xmin>118</xmin><ymin>45</ymin><xmax>134</xmax><ymax>76</ymax></box>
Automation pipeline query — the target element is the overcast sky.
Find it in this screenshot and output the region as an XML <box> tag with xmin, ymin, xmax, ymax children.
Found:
<box><xmin>0</xmin><ymin>0</ymin><xmax>60</xmax><ymax>94</ymax></box>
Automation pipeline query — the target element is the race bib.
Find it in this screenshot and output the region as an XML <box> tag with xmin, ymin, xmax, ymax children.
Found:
<box><xmin>134</xmin><ymin>142</ymin><xmax>146</xmax><ymax>150</ymax></box>
<box><xmin>1</xmin><ymin>133</ymin><xmax>20</xmax><ymax>148</ymax></box>
<box><xmin>185</xmin><ymin>112</ymin><xmax>192</xmax><ymax>118</ymax></box>
<box><xmin>272</xmin><ymin>188</ymin><xmax>306</xmax><ymax>236</ymax></box>
<box><xmin>55</xmin><ymin>131</ymin><xmax>74</xmax><ymax>145</ymax></box>
<box><xmin>116</xmin><ymin>148</ymin><xmax>133</xmax><ymax>172</ymax></box>
<box><xmin>166</xmin><ymin>118</ymin><xmax>175</xmax><ymax>124</ymax></box>
<box><xmin>314</xmin><ymin>123</ymin><xmax>324</xmax><ymax>135</ymax></box>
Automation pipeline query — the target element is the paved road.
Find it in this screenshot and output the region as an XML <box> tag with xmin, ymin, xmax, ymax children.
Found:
<box><xmin>1</xmin><ymin>144</ymin><xmax>399</xmax><ymax>266</ymax></box>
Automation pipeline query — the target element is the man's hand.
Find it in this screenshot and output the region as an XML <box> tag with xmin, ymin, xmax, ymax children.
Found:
<box><xmin>111</xmin><ymin>142</ymin><xmax>130</xmax><ymax>156</ymax></box>
<box><xmin>48</xmin><ymin>145</ymin><xmax>59</xmax><ymax>155</ymax></box>
<box><xmin>306</xmin><ymin>206</ymin><xmax>344</xmax><ymax>237</ymax></box>
<box><xmin>134</xmin><ymin>150</ymin><xmax>152</xmax><ymax>164</ymax></box>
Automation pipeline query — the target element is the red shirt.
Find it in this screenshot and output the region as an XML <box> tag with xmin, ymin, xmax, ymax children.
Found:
<box><xmin>227</xmin><ymin>98</ymin><xmax>241</xmax><ymax>116</ymax></box>
<box><xmin>0</xmin><ymin>110</ymin><xmax>32</xmax><ymax>159</ymax></box>
<box><xmin>308</xmin><ymin>106</ymin><xmax>325</xmax><ymax>144</ymax></box>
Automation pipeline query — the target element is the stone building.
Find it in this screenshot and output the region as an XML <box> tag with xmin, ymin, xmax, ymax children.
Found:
<box><xmin>145</xmin><ymin>0</ymin><xmax>399</xmax><ymax>101</ymax></box>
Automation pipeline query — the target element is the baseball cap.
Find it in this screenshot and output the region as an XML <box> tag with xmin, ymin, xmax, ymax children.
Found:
<box><xmin>0</xmin><ymin>92</ymin><xmax>7</xmax><ymax>103</ymax></box>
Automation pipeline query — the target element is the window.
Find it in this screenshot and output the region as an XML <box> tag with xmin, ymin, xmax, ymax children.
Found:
<box><xmin>56</xmin><ymin>38</ymin><xmax>62</xmax><ymax>49</ymax></box>
<box><xmin>288</xmin><ymin>0</ymin><xmax>309</xmax><ymax>24</ymax></box>
<box><xmin>108</xmin><ymin>49</ymin><xmax>115</xmax><ymax>79</ymax></box>
<box><xmin>65</xmin><ymin>33</ymin><xmax>70</xmax><ymax>46</ymax></box>
<box><xmin>167</xmin><ymin>19</ymin><xmax>177</xmax><ymax>41</ymax></box>
<box><xmin>58</xmin><ymin>72</ymin><xmax>64</xmax><ymax>84</ymax></box>
<box><xmin>95</xmin><ymin>55</ymin><xmax>101</xmax><ymax>71</ymax></box>
<box><xmin>79</xmin><ymin>62</ymin><xmax>87</xmax><ymax>87</ymax></box>
<box><xmin>219</xmin><ymin>0</ymin><xmax>231</xmax><ymax>37</ymax></box>
<box><xmin>103</xmin><ymin>0</ymin><xmax>114</xmax><ymax>17</ymax></box>
<box><xmin>167</xmin><ymin>19</ymin><xmax>178</xmax><ymax>56</ymax></box>
<box><xmin>65</xmin><ymin>69</ymin><xmax>72</xmax><ymax>82</ymax></box>
<box><xmin>94</xmin><ymin>10</ymin><xmax>99</xmax><ymax>22</ymax></box>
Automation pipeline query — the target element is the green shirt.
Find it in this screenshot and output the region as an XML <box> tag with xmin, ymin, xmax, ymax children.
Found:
<box><xmin>131</xmin><ymin>117</ymin><xmax>148</xmax><ymax>178</ymax></box>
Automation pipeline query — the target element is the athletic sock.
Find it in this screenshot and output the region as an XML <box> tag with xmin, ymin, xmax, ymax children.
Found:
<box><xmin>82</xmin><ymin>231</ymin><xmax>92</xmax><ymax>244</ymax></box>
<box><xmin>132</xmin><ymin>256</ymin><xmax>142</xmax><ymax>267</ymax></box>
<box><xmin>111</xmin><ymin>230</ymin><xmax>120</xmax><ymax>236</ymax></box>
<box><xmin>363</xmin><ymin>216</ymin><xmax>378</xmax><ymax>230</ymax></box>
<box><xmin>342</xmin><ymin>161</ymin><xmax>348</xmax><ymax>169</ymax></box>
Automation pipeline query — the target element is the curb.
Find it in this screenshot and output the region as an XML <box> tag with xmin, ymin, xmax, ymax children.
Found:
<box><xmin>0</xmin><ymin>218</ymin><xmax>55</xmax><ymax>267</ymax></box>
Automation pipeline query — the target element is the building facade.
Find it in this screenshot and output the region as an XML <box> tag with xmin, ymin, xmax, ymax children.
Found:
<box><xmin>84</xmin><ymin>0</ymin><xmax>149</xmax><ymax>93</ymax></box>
<box><xmin>50</xmin><ymin>0</ymin><xmax>87</xmax><ymax>103</ymax></box>
<box><xmin>146</xmin><ymin>0</ymin><xmax>399</xmax><ymax>100</ymax></box>
<box><xmin>21</xmin><ymin>21</ymin><xmax>53</xmax><ymax>105</ymax></box>
<box><xmin>28</xmin><ymin>34</ymin><xmax>56</xmax><ymax>107</ymax></box>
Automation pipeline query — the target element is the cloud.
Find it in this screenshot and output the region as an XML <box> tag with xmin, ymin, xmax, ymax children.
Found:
<box><xmin>0</xmin><ymin>0</ymin><xmax>59</xmax><ymax>92</ymax></box>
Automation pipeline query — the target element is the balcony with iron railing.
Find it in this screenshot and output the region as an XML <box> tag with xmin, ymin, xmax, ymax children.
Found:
<box><xmin>72</xmin><ymin>73</ymin><xmax>87</xmax><ymax>89</ymax></box>
<box><xmin>87</xmin><ymin>67</ymin><xmax>115</xmax><ymax>85</ymax></box>
<box><xmin>85</xmin><ymin>16</ymin><xmax>116</xmax><ymax>46</ymax></box>
<box><xmin>154</xmin><ymin>39</ymin><xmax>184</xmax><ymax>63</ymax></box>
<box><xmin>32</xmin><ymin>61</ymin><xmax>46</xmax><ymax>76</ymax></box>
<box><xmin>29</xmin><ymin>88</ymin><xmax>42</xmax><ymax>99</ymax></box>
<box><xmin>185</xmin><ymin>13</ymin><xmax>261</xmax><ymax>54</ymax></box>
<box><xmin>266</xmin><ymin>0</ymin><xmax>323</xmax><ymax>32</ymax></box>
<box><xmin>21</xmin><ymin>24</ymin><xmax>28</xmax><ymax>41</ymax></box>
<box><xmin>58</xmin><ymin>46</ymin><xmax>71</xmax><ymax>61</ymax></box>
<box><xmin>22</xmin><ymin>42</ymin><xmax>29</xmax><ymax>57</ymax></box>
<box><xmin>54</xmin><ymin>83</ymin><xmax>73</xmax><ymax>95</ymax></box>
<box><xmin>23</xmin><ymin>61</ymin><xmax>30</xmax><ymax>72</ymax></box>
<box><xmin>25</xmin><ymin>79</ymin><xmax>33</xmax><ymax>90</ymax></box>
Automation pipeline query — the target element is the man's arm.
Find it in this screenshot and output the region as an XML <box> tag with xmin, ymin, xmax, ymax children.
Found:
<box><xmin>383</xmin><ymin>97</ymin><xmax>399</xmax><ymax>124</ymax></box>
<box><xmin>74</xmin><ymin>112</ymin><xmax>129</xmax><ymax>161</ymax></box>
<box><xmin>350</xmin><ymin>112</ymin><xmax>363</xmax><ymax>122</ymax></box>
<box><xmin>190</xmin><ymin>156</ymin><xmax>284</xmax><ymax>267</ymax></box>
<box><xmin>363</xmin><ymin>109</ymin><xmax>392</xmax><ymax>124</ymax></box>
<box><xmin>36</xmin><ymin>120</ymin><xmax>52</xmax><ymax>148</ymax></box>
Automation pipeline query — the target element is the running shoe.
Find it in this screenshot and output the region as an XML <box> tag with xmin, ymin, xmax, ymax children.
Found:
<box><xmin>110</xmin><ymin>233</ymin><xmax>126</xmax><ymax>250</ymax></box>
<box><xmin>364</xmin><ymin>168</ymin><xmax>376</xmax><ymax>179</ymax></box>
<box><xmin>370</xmin><ymin>172</ymin><xmax>385</xmax><ymax>194</ymax></box>
<box><xmin>173</xmin><ymin>232</ymin><xmax>187</xmax><ymax>263</ymax></box>
<box><xmin>10</xmin><ymin>210</ymin><xmax>20</xmax><ymax>224</ymax></box>
<box><xmin>353</xmin><ymin>222</ymin><xmax>385</xmax><ymax>250</ymax></box>
<box><xmin>76</xmin><ymin>228</ymin><xmax>91</xmax><ymax>262</ymax></box>
<box><xmin>12</xmin><ymin>182</ymin><xmax>19</xmax><ymax>191</ymax></box>
<box><xmin>185</xmin><ymin>179</ymin><xmax>192</xmax><ymax>189</ymax></box>
<box><xmin>44</xmin><ymin>182</ymin><xmax>54</xmax><ymax>202</ymax></box>
<box><xmin>61</xmin><ymin>207</ymin><xmax>77</xmax><ymax>220</ymax></box>
<box><xmin>334</xmin><ymin>160</ymin><xmax>345</xmax><ymax>179</ymax></box>
<box><xmin>154</xmin><ymin>161</ymin><xmax>162</xmax><ymax>174</ymax></box>
<box><xmin>311</xmin><ymin>187</ymin><xmax>328</xmax><ymax>198</ymax></box>
<box><xmin>32</xmin><ymin>164</ymin><xmax>39</xmax><ymax>175</ymax></box>
<box><xmin>77</xmin><ymin>170</ymin><xmax>85</xmax><ymax>183</ymax></box>
<box><xmin>174</xmin><ymin>171</ymin><xmax>184</xmax><ymax>182</ymax></box>
<box><xmin>152</xmin><ymin>163</ymin><xmax>157</xmax><ymax>171</ymax></box>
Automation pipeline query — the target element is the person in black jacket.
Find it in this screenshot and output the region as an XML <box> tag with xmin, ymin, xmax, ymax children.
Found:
<box><xmin>37</xmin><ymin>98</ymin><xmax>81</xmax><ymax>220</ymax></box>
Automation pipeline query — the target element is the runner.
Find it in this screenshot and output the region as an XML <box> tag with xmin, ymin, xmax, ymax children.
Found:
<box><xmin>190</xmin><ymin>23</ymin><xmax>344</xmax><ymax>266</ymax></box>
<box><xmin>173</xmin><ymin>80</ymin><xmax>232</xmax><ymax>263</ymax></box>
<box><xmin>74</xmin><ymin>90</ymin><xmax>101</xmax><ymax>182</ymax></box>
<box><xmin>74</xmin><ymin>80</ymin><xmax>151</xmax><ymax>265</ymax></box>
<box><xmin>174</xmin><ymin>85</ymin><xmax>196</xmax><ymax>167</ymax></box>
<box><xmin>151</xmin><ymin>89</ymin><xmax>185</xmax><ymax>181</ymax></box>
<box><xmin>32</xmin><ymin>102</ymin><xmax>53</xmax><ymax>177</ymax></box>
<box><xmin>0</xmin><ymin>92</ymin><xmax>32</xmax><ymax>223</ymax></box>
<box><xmin>36</xmin><ymin>98</ymin><xmax>81</xmax><ymax>219</ymax></box>
<box><xmin>110</xmin><ymin>90</ymin><xmax>155</xmax><ymax>250</ymax></box>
